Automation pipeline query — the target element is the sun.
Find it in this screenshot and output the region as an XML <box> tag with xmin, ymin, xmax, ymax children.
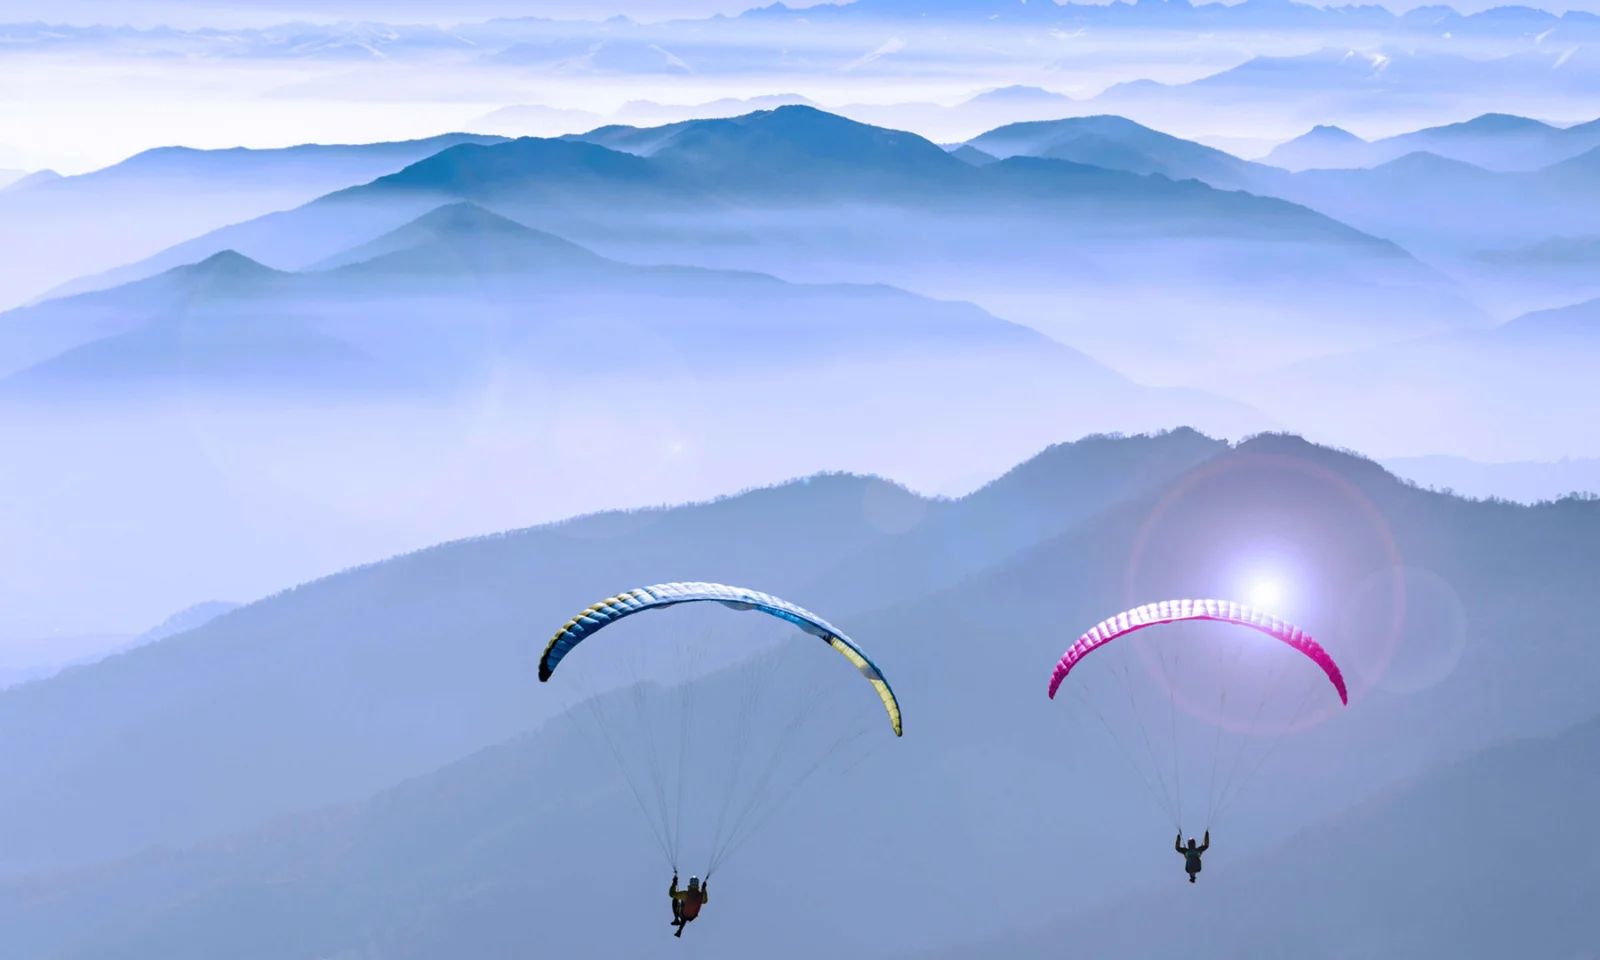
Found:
<box><xmin>1247</xmin><ymin>578</ymin><xmax>1283</xmax><ymax>612</ymax></box>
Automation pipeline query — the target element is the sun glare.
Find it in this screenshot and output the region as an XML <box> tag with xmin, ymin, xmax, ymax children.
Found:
<box><xmin>1247</xmin><ymin>578</ymin><xmax>1283</xmax><ymax>612</ymax></box>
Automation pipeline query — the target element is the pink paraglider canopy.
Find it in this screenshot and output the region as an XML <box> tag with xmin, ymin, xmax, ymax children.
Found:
<box><xmin>1047</xmin><ymin>599</ymin><xmax>1348</xmax><ymax>705</ymax></box>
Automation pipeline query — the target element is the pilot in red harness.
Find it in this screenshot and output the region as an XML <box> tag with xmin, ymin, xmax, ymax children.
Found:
<box><xmin>669</xmin><ymin>874</ymin><xmax>708</xmax><ymax>937</ymax></box>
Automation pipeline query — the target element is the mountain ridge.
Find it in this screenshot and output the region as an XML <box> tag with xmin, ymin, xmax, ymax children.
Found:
<box><xmin>1265</xmin><ymin>109</ymin><xmax>1600</xmax><ymax>172</ymax></box>
<box><xmin>0</xmin><ymin>132</ymin><xmax>510</xmax><ymax>312</ymax></box>
<box><xmin>2</xmin><ymin>200</ymin><xmax>1190</xmax><ymax>408</ymax></box>
<box><xmin>57</xmin><ymin>106</ymin><xmax>1416</xmax><ymax>304</ymax></box>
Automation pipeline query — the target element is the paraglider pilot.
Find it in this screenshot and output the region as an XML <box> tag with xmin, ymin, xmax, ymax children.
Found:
<box><xmin>670</xmin><ymin>874</ymin><xmax>708</xmax><ymax>937</ymax></box>
<box><xmin>1176</xmin><ymin>831</ymin><xmax>1210</xmax><ymax>883</ymax></box>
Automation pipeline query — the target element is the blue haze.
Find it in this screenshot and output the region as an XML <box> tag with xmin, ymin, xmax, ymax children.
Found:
<box><xmin>0</xmin><ymin>10</ymin><xmax>1596</xmax><ymax>957</ymax></box>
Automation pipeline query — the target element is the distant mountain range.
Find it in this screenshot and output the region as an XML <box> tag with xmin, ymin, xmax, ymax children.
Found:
<box><xmin>0</xmin><ymin>195</ymin><xmax>1273</xmax><ymax>507</ymax></box>
<box><xmin>10</xmin><ymin>0</ymin><xmax>1600</xmax><ymax>191</ymax></box>
<box><xmin>82</xmin><ymin>110</ymin><xmax>1372</xmax><ymax>245</ymax></box>
<box><xmin>470</xmin><ymin>75</ymin><xmax>1600</xmax><ymax>162</ymax></box>
<box><xmin>1266</xmin><ymin>111</ymin><xmax>1600</xmax><ymax>171</ymax></box>
<box><xmin>39</xmin><ymin>106</ymin><xmax>1474</xmax><ymax>387</ymax></box>
<box><xmin>6</xmin><ymin>1</ymin><xmax>1600</xmax><ymax>59</ymax></box>
<box><xmin>0</xmin><ymin>133</ymin><xmax>505</xmax><ymax>312</ymax></box>
<box><xmin>1384</xmin><ymin>454</ymin><xmax>1600</xmax><ymax>503</ymax></box>
<box><xmin>1470</xmin><ymin>234</ymin><xmax>1600</xmax><ymax>308</ymax></box>
<box><xmin>25</xmin><ymin>105</ymin><xmax>1589</xmax><ymax>462</ymax></box>
<box><xmin>0</xmin><ymin>191</ymin><xmax>1269</xmax><ymax>640</ymax></box>
<box><xmin>954</xmin><ymin>111</ymin><xmax>1600</xmax><ymax>259</ymax></box>
<box><xmin>474</xmin><ymin>89</ymin><xmax>1085</xmax><ymax>146</ymax></box>
<box><xmin>938</xmin><ymin>108</ymin><xmax>1600</xmax><ymax>452</ymax></box>
<box><xmin>1271</xmin><ymin>148</ymin><xmax>1600</xmax><ymax>257</ymax></box>
<box><xmin>1478</xmin><ymin>235</ymin><xmax>1600</xmax><ymax>265</ymax></box>
<box><xmin>6</xmin><ymin>2</ymin><xmax>1600</xmax><ymax>156</ymax></box>
<box><xmin>2</xmin><ymin>103</ymin><xmax>1585</xmax><ymax>654</ymax></box>
<box><xmin>744</xmin><ymin>0</ymin><xmax>1600</xmax><ymax>31</ymax></box>
<box><xmin>0</xmin><ymin>201</ymin><xmax>1142</xmax><ymax>401</ymax></box>
<box><xmin>0</xmin><ymin>601</ymin><xmax>238</xmax><ymax>691</ymax></box>
<box><xmin>0</xmin><ymin>169</ymin><xmax>61</xmax><ymax>192</ymax></box>
<box><xmin>448</xmin><ymin>43</ymin><xmax>1600</xmax><ymax>155</ymax></box>
<box><xmin>10</xmin><ymin>107</ymin><xmax>1399</xmax><ymax>656</ymax></box>
<box><xmin>37</xmin><ymin>106</ymin><xmax>1594</xmax><ymax>308</ymax></box>
<box><xmin>966</xmin><ymin>113</ymin><xmax>1263</xmax><ymax>190</ymax></box>
<box><xmin>0</xmin><ymin>634</ymin><xmax>130</xmax><ymax>691</ymax></box>
<box><xmin>1106</xmin><ymin>46</ymin><xmax>1600</xmax><ymax>105</ymax></box>
<box><xmin>1060</xmin><ymin>46</ymin><xmax>1600</xmax><ymax>163</ymax></box>
<box><xmin>1238</xmin><ymin>296</ymin><xmax>1600</xmax><ymax>461</ymax></box>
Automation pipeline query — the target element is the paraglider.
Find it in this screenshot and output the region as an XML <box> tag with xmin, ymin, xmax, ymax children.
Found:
<box><xmin>669</xmin><ymin>874</ymin><xmax>708</xmax><ymax>937</ymax></box>
<box><xmin>1176</xmin><ymin>831</ymin><xmax>1210</xmax><ymax>883</ymax></box>
<box><xmin>542</xmin><ymin>582</ymin><xmax>901</xmax><ymax>935</ymax></box>
<box><xmin>1049</xmin><ymin>599</ymin><xmax>1348</xmax><ymax>877</ymax></box>
<box><xmin>541</xmin><ymin>582</ymin><xmax>902</xmax><ymax>736</ymax></box>
<box><xmin>1048</xmin><ymin>599</ymin><xmax>1347</xmax><ymax>705</ymax></box>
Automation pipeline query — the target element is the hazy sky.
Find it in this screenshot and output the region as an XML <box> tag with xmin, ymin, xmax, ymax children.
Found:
<box><xmin>8</xmin><ymin>0</ymin><xmax>1600</xmax><ymax>25</ymax></box>
<box><xmin>0</xmin><ymin>0</ymin><xmax>760</xmax><ymax>26</ymax></box>
<box><xmin>2</xmin><ymin>0</ymin><xmax>1596</xmax><ymax>173</ymax></box>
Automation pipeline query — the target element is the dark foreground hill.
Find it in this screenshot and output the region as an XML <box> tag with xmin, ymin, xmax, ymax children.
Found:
<box><xmin>914</xmin><ymin>710</ymin><xmax>1600</xmax><ymax>960</ymax></box>
<box><xmin>0</xmin><ymin>433</ymin><xmax>1597</xmax><ymax>959</ymax></box>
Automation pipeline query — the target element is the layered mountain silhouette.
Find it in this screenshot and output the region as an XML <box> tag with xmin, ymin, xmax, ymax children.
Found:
<box><xmin>1263</xmin><ymin>124</ymin><xmax>1372</xmax><ymax>170</ymax></box>
<box><xmin>1101</xmin><ymin>47</ymin><xmax>1600</xmax><ymax>105</ymax></box>
<box><xmin>0</xmin><ymin>601</ymin><xmax>241</xmax><ymax>692</ymax></box>
<box><xmin>0</xmin><ymin>179</ymin><xmax>1276</xmax><ymax>652</ymax></box>
<box><xmin>305</xmin><ymin>202</ymin><xmax>616</xmax><ymax>274</ymax></box>
<box><xmin>743</xmin><ymin>0</ymin><xmax>1600</xmax><ymax>33</ymax></box>
<box><xmin>0</xmin><ymin>201</ymin><xmax>1158</xmax><ymax>399</ymax></box>
<box><xmin>964</xmin><ymin>114</ymin><xmax>1268</xmax><ymax>189</ymax></box>
<box><xmin>1240</xmin><ymin>297</ymin><xmax>1600</xmax><ymax>461</ymax></box>
<box><xmin>614</xmin><ymin>94</ymin><xmax>823</xmax><ymax>126</ymax></box>
<box><xmin>0</xmin><ymin>134</ymin><xmax>506</xmax><ymax>312</ymax></box>
<box><xmin>58</xmin><ymin>106</ymin><xmax>1406</xmax><ymax>296</ymax></box>
<box><xmin>1478</xmin><ymin>235</ymin><xmax>1600</xmax><ymax>265</ymax></box>
<box><xmin>1274</xmin><ymin>147</ymin><xmax>1600</xmax><ymax>260</ymax></box>
<box><xmin>945</xmin><ymin>144</ymin><xmax>999</xmax><ymax>166</ymax></box>
<box><xmin>1267</xmin><ymin>112</ymin><xmax>1600</xmax><ymax>172</ymax></box>
<box><xmin>34</xmin><ymin>106</ymin><xmax>1475</xmax><ymax>388</ymax></box>
<box><xmin>0</xmin><ymin>169</ymin><xmax>62</xmax><ymax>192</ymax></box>
<box><xmin>0</xmin><ymin>251</ymin><xmax>299</xmax><ymax>388</ymax></box>
<box><xmin>362</xmin><ymin>107</ymin><xmax>1386</xmax><ymax>226</ymax></box>
<box><xmin>952</xmin><ymin>111</ymin><xmax>1600</xmax><ymax>262</ymax></box>
<box><xmin>11</xmin><ymin>1</ymin><xmax>1600</xmax><ymax>53</ymax></box>
<box><xmin>1385</xmin><ymin>454</ymin><xmax>1600</xmax><ymax>503</ymax></box>
<box><xmin>1472</xmin><ymin>234</ymin><xmax>1600</xmax><ymax>306</ymax></box>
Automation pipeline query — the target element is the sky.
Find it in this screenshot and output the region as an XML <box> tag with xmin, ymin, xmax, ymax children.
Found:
<box><xmin>1</xmin><ymin>0</ymin><xmax>762</xmax><ymax>25</ymax></box>
<box><xmin>0</xmin><ymin>0</ymin><xmax>1595</xmax><ymax>175</ymax></box>
<box><xmin>0</xmin><ymin>0</ymin><xmax>1247</xmax><ymax>173</ymax></box>
<box><xmin>8</xmin><ymin>0</ymin><xmax>1600</xmax><ymax>26</ymax></box>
